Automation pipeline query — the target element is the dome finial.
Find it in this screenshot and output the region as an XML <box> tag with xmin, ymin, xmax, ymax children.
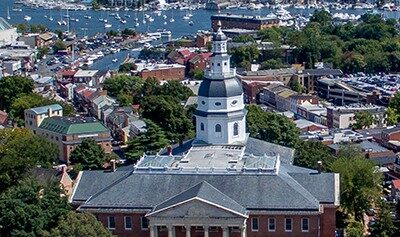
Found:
<box><xmin>217</xmin><ymin>20</ymin><xmax>222</xmax><ymax>29</ymax></box>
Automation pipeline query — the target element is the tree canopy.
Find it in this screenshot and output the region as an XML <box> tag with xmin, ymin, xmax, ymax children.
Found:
<box><xmin>246</xmin><ymin>105</ymin><xmax>300</xmax><ymax>148</ymax></box>
<box><xmin>125</xmin><ymin>120</ymin><xmax>169</xmax><ymax>161</ymax></box>
<box><xmin>330</xmin><ymin>145</ymin><xmax>383</xmax><ymax>222</ymax></box>
<box><xmin>46</xmin><ymin>212</ymin><xmax>113</xmax><ymax>237</ymax></box>
<box><xmin>294</xmin><ymin>140</ymin><xmax>335</xmax><ymax>170</ymax></box>
<box><xmin>0</xmin><ymin>179</ymin><xmax>70</xmax><ymax>236</ymax></box>
<box><xmin>353</xmin><ymin>111</ymin><xmax>375</xmax><ymax>129</ymax></box>
<box><xmin>0</xmin><ymin>75</ymin><xmax>34</xmax><ymax>111</ymax></box>
<box><xmin>0</xmin><ymin>128</ymin><xmax>58</xmax><ymax>191</ymax></box>
<box><xmin>69</xmin><ymin>138</ymin><xmax>107</xmax><ymax>170</ymax></box>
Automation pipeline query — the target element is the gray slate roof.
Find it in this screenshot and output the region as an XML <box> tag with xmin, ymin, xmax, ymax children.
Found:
<box><xmin>76</xmin><ymin>170</ymin><xmax>331</xmax><ymax>212</ymax></box>
<box><xmin>198</xmin><ymin>78</ymin><xmax>243</xmax><ymax>98</ymax></box>
<box><xmin>245</xmin><ymin>137</ymin><xmax>294</xmax><ymax>164</ymax></box>
<box><xmin>150</xmin><ymin>181</ymin><xmax>247</xmax><ymax>216</ymax></box>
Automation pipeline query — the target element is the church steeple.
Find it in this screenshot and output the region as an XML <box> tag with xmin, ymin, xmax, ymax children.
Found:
<box><xmin>194</xmin><ymin>22</ymin><xmax>247</xmax><ymax>145</ymax></box>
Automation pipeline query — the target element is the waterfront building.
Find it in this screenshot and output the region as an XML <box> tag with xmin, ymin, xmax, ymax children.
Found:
<box><xmin>24</xmin><ymin>104</ymin><xmax>112</xmax><ymax>162</ymax></box>
<box><xmin>134</xmin><ymin>63</ymin><xmax>186</xmax><ymax>81</ymax></box>
<box><xmin>70</xmin><ymin>23</ymin><xmax>339</xmax><ymax>237</ymax></box>
<box><xmin>211</xmin><ymin>14</ymin><xmax>279</xmax><ymax>31</ymax></box>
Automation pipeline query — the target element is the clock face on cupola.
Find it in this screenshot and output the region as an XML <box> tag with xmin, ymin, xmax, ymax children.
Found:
<box><xmin>194</xmin><ymin>21</ymin><xmax>247</xmax><ymax>146</ymax></box>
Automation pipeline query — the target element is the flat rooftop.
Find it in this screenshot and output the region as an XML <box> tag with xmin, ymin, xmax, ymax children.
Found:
<box><xmin>212</xmin><ymin>14</ymin><xmax>278</xmax><ymax>21</ymax></box>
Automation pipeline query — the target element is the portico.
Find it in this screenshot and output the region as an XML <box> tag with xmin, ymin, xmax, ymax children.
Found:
<box><xmin>146</xmin><ymin>181</ymin><xmax>248</xmax><ymax>237</ymax></box>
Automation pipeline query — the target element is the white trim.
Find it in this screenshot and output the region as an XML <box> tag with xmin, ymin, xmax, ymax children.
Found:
<box><xmin>268</xmin><ymin>218</ymin><xmax>276</xmax><ymax>232</ymax></box>
<box><xmin>124</xmin><ymin>216</ymin><xmax>132</xmax><ymax>230</ymax></box>
<box><xmin>251</xmin><ymin>217</ymin><xmax>259</xmax><ymax>232</ymax></box>
<box><xmin>284</xmin><ymin>218</ymin><xmax>293</xmax><ymax>232</ymax></box>
<box><xmin>141</xmin><ymin>216</ymin><xmax>149</xmax><ymax>230</ymax></box>
<box><xmin>107</xmin><ymin>216</ymin><xmax>116</xmax><ymax>230</ymax></box>
<box><xmin>146</xmin><ymin>196</ymin><xmax>248</xmax><ymax>218</ymax></box>
<box><xmin>301</xmin><ymin>218</ymin><xmax>309</xmax><ymax>232</ymax></box>
<box><xmin>68</xmin><ymin>171</ymin><xmax>82</xmax><ymax>203</ymax></box>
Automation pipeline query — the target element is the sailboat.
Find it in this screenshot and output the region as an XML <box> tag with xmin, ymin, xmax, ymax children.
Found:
<box><xmin>24</xmin><ymin>15</ymin><xmax>31</xmax><ymax>21</ymax></box>
<box><xmin>7</xmin><ymin>7</ymin><xmax>11</xmax><ymax>20</ymax></box>
<box><xmin>169</xmin><ymin>10</ymin><xmax>175</xmax><ymax>22</ymax></box>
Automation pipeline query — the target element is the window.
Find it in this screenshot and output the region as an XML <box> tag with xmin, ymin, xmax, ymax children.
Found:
<box><xmin>108</xmin><ymin>216</ymin><xmax>116</xmax><ymax>230</ymax></box>
<box><xmin>268</xmin><ymin>218</ymin><xmax>276</xmax><ymax>232</ymax></box>
<box><xmin>251</xmin><ymin>217</ymin><xmax>259</xmax><ymax>231</ymax></box>
<box><xmin>224</xmin><ymin>62</ymin><xmax>227</xmax><ymax>66</ymax></box>
<box><xmin>215</xmin><ymin>124</ymin><xmax>221</xmax><ymax>133</ymax></box>
<box><xmin>301</xmin><ymin>218</ymin><xmax>309</xmax><ymax>232</ymax></box>
<box><xmin>215</xmin><ymin>102</ymin><xmax>221</xmax><ymax>106</ymax></box>
<box><xmin>201</xmin><ymin>101</ymin><xmax>205</xmax><ymax>105</ymax></box>
<box><xmin>217</xmin><ymin>63</ymin><xmax>221</xmax><ymax>66</ymax></box>
<box><xmin>141</xmin><ymin>217</ymin><xmax>149</xmax><ymax>230</ymax></box>
<box><xmin>285</xmin><ymin>218</ymin><xmax>292</xmax><ymax>232</ymax></box>
<box><xmin>233</xmin><ymin>123</ymin><xmax>239</xmax><ymax>136</ymax></box>
<box><xmin>231</xmin><ymin>100</ymin><xmax>238</xmax><ymax>106</ymax></box>
<box><xmin>124</xmin><ymin>216</ymin><xmax>132</xmax><ymax>230</ymax></box>
<box><xmin>200</xmin><ymin>123</ymin><xmax>204</xmax><ymax>131</ymax></box>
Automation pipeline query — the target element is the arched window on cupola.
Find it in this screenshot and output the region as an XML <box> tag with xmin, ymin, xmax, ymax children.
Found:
<box><xmin>200</xmin><ymin>123</ymin><xmax>204</xmax><ymax>131</ymax></box>
<box><xmin>233</xmin><ymin>123</ymin><xmax>239</xmax><ymax>136</ymax></box>
<box><xmin>215</xmin><ymin>124</ymin><xmax>221</xmax><ymax>132</ymax></box>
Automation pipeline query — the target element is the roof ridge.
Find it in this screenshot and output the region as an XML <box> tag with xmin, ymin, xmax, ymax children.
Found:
<box><xmin>278</xmin><ymin>172</ymin><xmax>320</xmax><ymax>208</ymax></box>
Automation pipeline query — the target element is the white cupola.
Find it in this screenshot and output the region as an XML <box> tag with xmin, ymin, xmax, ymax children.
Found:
<box><xmin>194</xmin><ymin>21</ymin><xmax>247</xmax><ymax>145</ymax></box>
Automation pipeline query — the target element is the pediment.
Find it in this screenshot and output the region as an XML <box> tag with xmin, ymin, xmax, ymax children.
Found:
<box><xmin>147</xmin><ymin>198</ymin><xmax>247</xmax><ymax>219</ymax></box>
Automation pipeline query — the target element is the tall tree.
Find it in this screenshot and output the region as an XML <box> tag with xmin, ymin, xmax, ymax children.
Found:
<box><xmin>294</xmin><ymin>140</ymin><xmax>335</xmax><ymax>170</ymax></box>
<box><xmin>353</xmin><ymin>111</ymin><xmax>375</xmax><ymax>129</ymax></box>
<box><xmin>246</xmin><ymin>105</ymin><xmax>300</xmax><ymax>148</ymax></box>
<box><xmin>0</xmin><ymin>128</ymin><xmax>58</xmax><ymax>191</ymax></box>
<box><xmin>46</xmin><ymin>212</ymin><xmax>113</xmax><ymax>237</ymax></box>
<box><xmin>0</xmin><ymin>179</ymin><xmax>70</xmax><ymax>236</ymax></box>
<box><xmin>140</xmin><ymin>95</ymin><xmax>194</xmax><ymax>143</ymax></box>
<box><xmin>0</xmin><ymin>75</ymin><xmax>34</xmax><ymax>111</ymax></box>
<box><xmin>370</xmin><ymin>200</ymin><xmax>397</xmax><ymax>237</ymax></box>
<box><xmin>160</xmin><ymin>80</ymin><xmax>194</xmax><ymax>101</ymax></box>
<box><xmin>385</xmin><ymin>107</ymin><xmax>399</xmax><ymax>126</ymax></box>
<box><xmin>69</xmin><ymin>139</ymin><xmax>107</xmax><ymax>170</ymax></box>
<box><xmin>330</xmin><ymin>145</ymin><xmax>383</xmax><ymax>222</ymax></box>
<box><xmin>125</xmin><ymin>120</ymin><xmax>169</xmax><ymax>161</ymax></box>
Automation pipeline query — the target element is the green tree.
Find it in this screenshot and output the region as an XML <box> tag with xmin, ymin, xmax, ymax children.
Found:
<box><xmin>106</xmin><ymin>30</ymin><xmax>119</xmax><ymax>37</ymax></box>
<box><xmin>246</xmin><ymin>105</ymin><xmax>300</xmax><ymax>148</ymax></box>
<box><xmin>0</xmin><ymin>179</ymin><xmax>70</xmax><ymax>236</ymax></box>
<box><xmin>353</xmin><ymin>111</ymin><xmax>375</xmax><ymax>129</ymax></box>
<box><xmin>386</xmin><ymin>107</ymin><xmax>399</xmax><ymax>126</ymax></box>
<box><xmin>260</xmin><ymin>59</ymin><xmax>287</xmax><ymax>70</ymax></box>
<box><xmin>125</xmin><ymin>120</ymin><xmax>169</xmax><ymax>161</ymax></box>
<box><xmin>121</xmin><ymin>28</ymin><xmax>136</xmax><ymax>37</ymax></box>
<box><xmin>294</xmin><ymin>140</ymin><xmax>335</xmax><ymax>170</ymax></box>
<box><xmin>103</xmin><ymin>75</ymin><xmax>143</xmax><ymax>104</ymax></box>
<box><xmin>232</xmin><ymin>34</ymin><xmax>255</xmax><ymax>43</ymax></box>
<box><xmin>46</xmin><ymin>212</ymin><xmax>113</xmax><ymax>237</ymax></box>
<box><xmin>37</xmin><ymin>47</ymin><xmax>49</xmax><ymax>59</ymax></box>
<box><xmin>0</xmin><ymin>75</ymin><xmax>34</xmax><ymax>111</ymax></box>
<box><xmin>370</xmin><ymin>200</ymin><xmax>397</xmax><ymax>237</ymax></box>
<box><xmin>69</xmin><ymin>139</ymin><xmax>107</xmax><ymax>170</ymax></box>
<box><xmin>189</xmin><ymin>68</ymin><xmax>204</xmax><ymax>80</ymax></box>
<box><xmin>346</xmin><ymin>221</ymin><xmax>364</xmax><ymax>237</ymax></box>
<box><xmin>118</xmin><ymin>62</ymin><xmax>136</xmax><ymax>73</ymax></box>
<box><xmin>389</xmin><ymin>93</ymin><xmax>400</xmax><ymax>122</ymax></box>
<box><xmin>160</xmin><ymin>80</ymin><xmax>194</xmax><ymax>101</ymax></box>
<box><xmin>310</xmin><ymin>10</ymin><xmax>333</xmax><ymax>28</ymax></box>
<box><xmin>330</xmin><ymin>145</ymin><xmax>383</xmax><ymax>221</ymax></box>
<box><xmin>0</xmin><ymin>128</ymin><xmax>58</xmax><ymax>191</ymax></box>
<box><xmin>140</xmin><ymin>95</ymin><xmax>194</xmax><ymax>143</ymax></box>
<box><xmin>52</xmin><ymin>40</ymin><xmax>67</xmax><ymax>53</ymax></box>
<box><xmin>290</xmin><ymin>79</ymin><xmax>304</xmax><ymax>93</ymax></box>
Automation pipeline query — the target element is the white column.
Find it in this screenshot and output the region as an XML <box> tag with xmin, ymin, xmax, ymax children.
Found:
<box><xmin>185</xmin><ymin>225</ymin><xmax>191</xmax><ymax>237</ymax></box>
<box><xmin>222</xmin><ymin>226</ymin><xmax>229</xmax><ymax>237</ymax></box>
<box><xmin>203</xmin><ymin>225</ymin><xmax>209</xmax><ymax>237</ymax></box>
<box><xmin>240</xmin><ymin>226</ymin><xmax>246</xmax><ymax>237</ymax></box>
<box><xmin>150</xmin><ymin>225</ymin><xmax>158</xmax><ymax>237</ymax></box>
<box><xmin>167</xmin><ymin>225</ymin><xmax>175</xmax><ymax>237</ymax></box>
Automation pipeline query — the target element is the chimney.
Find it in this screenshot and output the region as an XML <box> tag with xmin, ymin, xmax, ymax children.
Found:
<box><xmin>110</xmin><ymin>159</ymin><xmax>116</xmax><ymax>172</ymax></box>
<box><xmin>317</xmin><ymin>161</ymin><xmax>323</xmax><ymax>174</ymax></box>
<box><xmin>58</xmin><ymin>164</ymin><xmax>67</xmax><ymax>174</ymax></box>
<box><xmin>167</xmin><ymin>146</ymin><xmax>172</xmax><ymax>156</ymax></box>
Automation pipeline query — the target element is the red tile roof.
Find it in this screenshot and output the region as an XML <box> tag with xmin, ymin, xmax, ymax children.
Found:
<box><xmin>61</xmin><ymin>70</ymin><xmax>77</xmax><ymax>77</ymax></box>
<box><xmin>179</xmin><ymin>49</ymin><xmax>192</xmax><ymax>58</ymax></box>
<box><xmin>392</xmin><ymin>179</ymin><xmax>400</xmax><ymax>189</ymax></box>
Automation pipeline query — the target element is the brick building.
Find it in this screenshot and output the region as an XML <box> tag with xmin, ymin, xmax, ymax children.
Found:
<box><xmin>25</xmin><ymin>104</ymin><xmax>112</xmax><ymax>162</ymax></box>
<box><xmin>211</xmin><ymin>14</ymin><xmax>279</xmax><ymax>31</ymax></box>
<box><xmin>134</xmin><ymin>63</ymin><xmax>185</xmax><ymax>81</ymax></box>
<box><xmin>71</xmin><ymin>24</ymin><xmax>339</xmax><ymax>237</ymax></box>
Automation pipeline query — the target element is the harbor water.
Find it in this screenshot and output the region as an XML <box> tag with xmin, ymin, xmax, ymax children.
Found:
<box><xmin>3</xmin><ymin>0</ymin><xmax>400</xmax><ymax>39</ymax></box>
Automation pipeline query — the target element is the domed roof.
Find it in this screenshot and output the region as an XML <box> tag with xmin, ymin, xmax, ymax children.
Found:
<box><xmin>213</xmin><ymin>30</ymin><xmax>227</xmax><ymax>41</ymax></box>
<box><xmin>198</xmin><ymin>78</ymin><xmax>243</xmax><ymax>98</ymax></box>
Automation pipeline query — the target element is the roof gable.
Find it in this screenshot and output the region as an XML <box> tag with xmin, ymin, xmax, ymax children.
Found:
<box><xmin>147</xmin><ymin>181</ymin><xmax>247</xmax><ymax>217</ymax></box>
